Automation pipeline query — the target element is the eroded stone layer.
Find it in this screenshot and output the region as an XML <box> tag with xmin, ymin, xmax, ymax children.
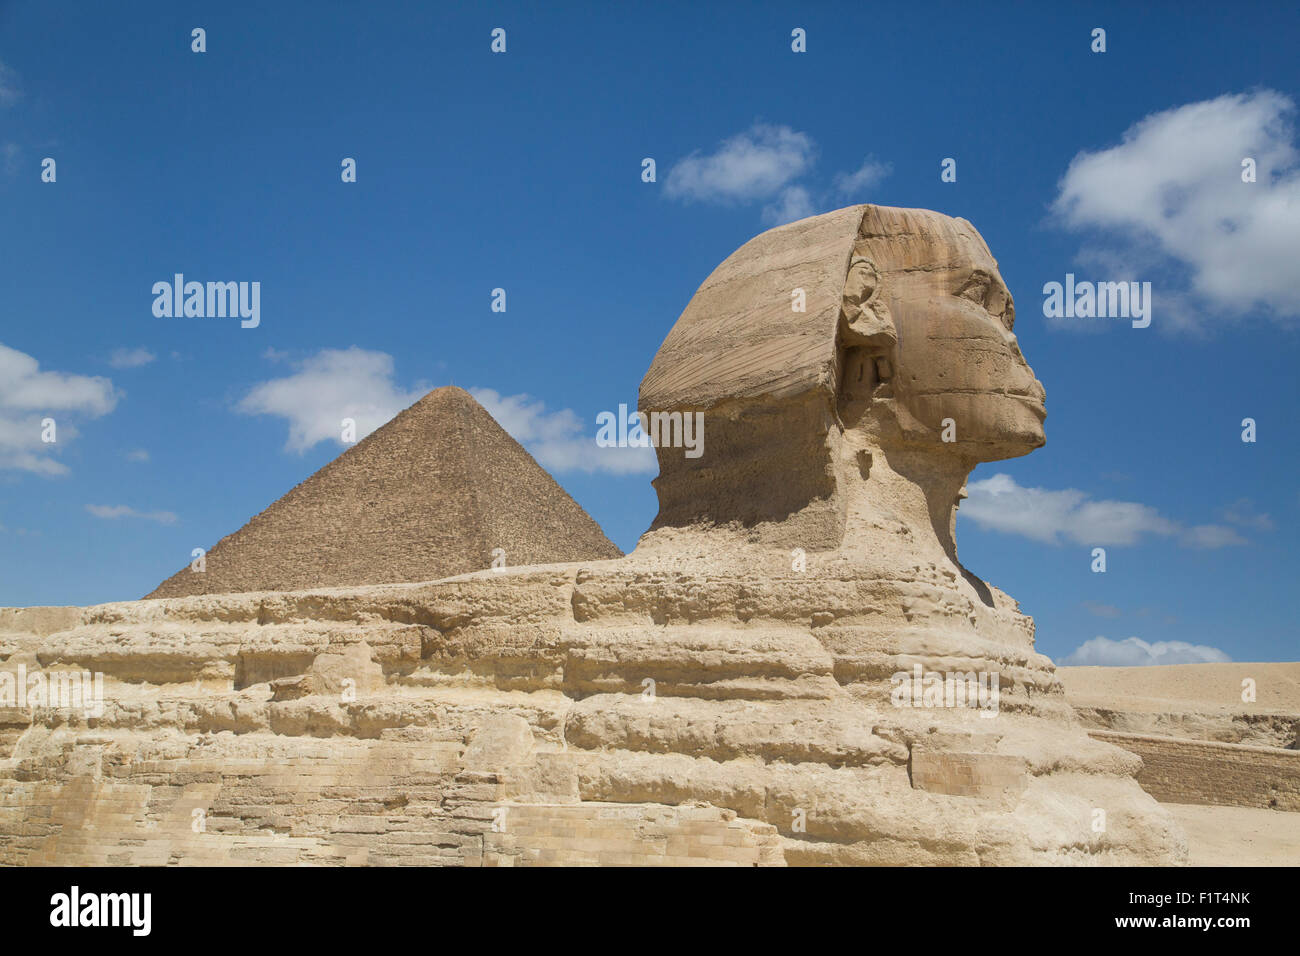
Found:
<box><xmin>1</xmin><ymin>556</ymin><xmax>1185</xmax><ymax>866</ymax></box>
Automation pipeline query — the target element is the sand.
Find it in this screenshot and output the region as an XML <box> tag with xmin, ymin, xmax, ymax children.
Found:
<box><xmin>1166</xmin><ymin>804</ymin><xmax>1300</xmax><ymax>866</ymax></box>
<box><xmin>1058</xmin><ymin>662</ymin><xmax>1300</xmax><ymax>714</ymax></box>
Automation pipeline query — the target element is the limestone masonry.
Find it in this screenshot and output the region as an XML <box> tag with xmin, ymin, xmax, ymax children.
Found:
<box><xmin>1</xmin><ymin>205</ymin><xmax>1194</xmax><ymax>865</ymax></box>
<box><xmin>148</xmin><ymin>386</ymin><xmax>622</xmax><ymax>598</ymax></box>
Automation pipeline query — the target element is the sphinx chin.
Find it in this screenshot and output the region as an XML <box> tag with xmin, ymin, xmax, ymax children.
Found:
<box><xmin>965</xmin><ymin>421</ymin><xmax>1047</xmax><ymax>463</ymax></box>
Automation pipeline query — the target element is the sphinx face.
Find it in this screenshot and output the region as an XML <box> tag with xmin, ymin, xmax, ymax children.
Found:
<box><xmin>883</xmin><ymin>229</ymin><xmax>1046</xmax><ymax>460</ymax></box>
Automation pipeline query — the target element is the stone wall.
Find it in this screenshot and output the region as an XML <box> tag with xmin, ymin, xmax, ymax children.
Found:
<box><xmin>0</xmin><ymin>733</ymin><xmax>783</xmax><ymax>867</ymax></box>
<box><xmin>0</xmin><ymin>567</ymin><xmax>1188</xmax><ymax>867</ymax></box>
<box><xmin>1090</xmin><ymin>731</ymin><xmax>1300</xmax><ymax>811</ymax></box>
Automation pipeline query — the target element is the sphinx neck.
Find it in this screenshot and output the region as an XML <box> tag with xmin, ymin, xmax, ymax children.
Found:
<box><xmin>841</xmin><ymin>442</ymin><xmax>975</xmax><ymax>568</ymax></box>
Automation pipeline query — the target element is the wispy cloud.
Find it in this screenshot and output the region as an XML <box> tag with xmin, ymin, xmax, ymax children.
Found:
<box><xmin>0</xmin><ymin>342</ymin><xmax>118</xmax><ymax>476</ymax></box>
<box><xmin>86</xmin><ymin>504</ymin><xmax>177</xmax><ymax>525</ymax></box>
<box><xmin>833</xmin><ymin>157</ymin><xmax>892</xmax><ymax>198</ymax></box>
<box><xmin>1180</xmin><ymin>524</ymin><xmax>1247</xmax><ymax>549</ymax></box>
<box><xmin>1052</xmin><ymin>90</ymin><xmax>1300</xmax><ymax>330</ymax></box>
<box><xmin>470</xmin><ymin>388</ymin><xmax>657</xmax><ymax>475</ymax></box>
<box><xmin>665</xmin><ymin>123</ymin><xmax>816</xmax><ymax>204</ymax></box>
<box><xmin>108</xmin><ymin>347</ymin><xmax>157</xmax><ymax>369</ymax></box>
<box><xmin>666</xmin><ymin>124</ymin><xmax>892</xmax><ymax>226</ymax></box>
<box><xmin>1081</xmin><ymin>600</ymin><xmax>1122</xmax><ymax>618</ymax></box>
<box><xmin>961</xmin><ymin>473</ymin><xmax>1248</xmax><ymax>549</ymax></box>
<box><xmin>0</xmin><ymin>60</ymin><xmax>20</xmax><ymax>107</ymax></box>
<box><xmin>760</xmin><ymin>185</ymin><xmax>816</xmax><ymax>226</ymax></box>
<box><xmin>1061</xmin><ymin>635</ymin><xmax>1231</xmax><ymax>666</ymax></box>
<box><xmin>1222</xmin><ymin>497</ymin><xmax>1274</xmax><ymax>532</ymax></box>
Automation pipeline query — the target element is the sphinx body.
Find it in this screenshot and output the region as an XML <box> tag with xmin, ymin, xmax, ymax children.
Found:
<box><xmin>0</xmin><ymin>206</ymin><xmax>1185</xmax><ymax>866</ymax></box>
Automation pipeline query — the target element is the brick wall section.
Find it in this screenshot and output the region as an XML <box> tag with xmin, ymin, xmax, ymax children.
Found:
<box><xmin>1091</xmin><ymin>731</ymin><xmax>1300</xmax><ymax>811</ymax></box>
<box><xmin>910</xmin><ymin>750</ymin><xmax>1028</xmax><ymax>799</ymax></box>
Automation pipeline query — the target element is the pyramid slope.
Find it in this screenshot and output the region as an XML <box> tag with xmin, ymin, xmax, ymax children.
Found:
<box><xmin>147</xmin><ymin>387</ymin><xmax>621</xmax><ymax>598</ymax></box>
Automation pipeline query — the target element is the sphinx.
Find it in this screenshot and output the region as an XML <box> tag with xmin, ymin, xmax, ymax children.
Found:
<box><xmin>0</xmin><ymin>205</ymin><xmax>1186</xmax><ymax>866</ymax></box>
<box><xmin>630</xmin><ymin>205</ymin><xmax>1060</xmax><ymax>718</ymax></box>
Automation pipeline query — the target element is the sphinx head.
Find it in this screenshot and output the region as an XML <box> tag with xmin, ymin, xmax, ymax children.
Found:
<box><xmin>837</xmin><ymin>206</ymin><xmax>1046</xmax><ymax>459</ymax></box>
<box><xmin>639</xmin><ymin>204</ymin><xmax>1046</xmax><ymax>544</ymax></box>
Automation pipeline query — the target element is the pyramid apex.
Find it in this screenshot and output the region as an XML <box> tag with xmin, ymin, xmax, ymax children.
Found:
<box><xmin>418</xmin><ymin>384</ymin><xmax>475</xmax><ymax>403</ymax></box>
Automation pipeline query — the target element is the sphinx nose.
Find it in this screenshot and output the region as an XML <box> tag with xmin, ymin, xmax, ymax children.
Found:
<box><xmin>1002</xmin><ymin>328</ymin><xmax>1025</xmax><ymax>357</ymax></box>
<box><xmin>1003</xmin><ymin>330</ymin><xmax>1046</xmax><ymax>401</ymax></box>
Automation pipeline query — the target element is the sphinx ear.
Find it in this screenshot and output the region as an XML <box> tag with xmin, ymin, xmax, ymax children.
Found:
<box><xmin>838</xmin><ymin>253</ymin><xmax>896</xmax><ymax>353</ymax></box>
<box><xmin>836</xmin><ymin>252</ymin><xmax>900</xmax><ymax>413</ymax></box>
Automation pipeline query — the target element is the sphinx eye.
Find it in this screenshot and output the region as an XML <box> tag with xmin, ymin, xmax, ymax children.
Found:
<box><xmin>957</xmin><ymin>272</ymin><xmax>990</xmax><ymax>305</ymax></box>
<box><xmin>844</xmin><ymin>261</ymin><xmax>878</xmax><ymax>305</ymax></box>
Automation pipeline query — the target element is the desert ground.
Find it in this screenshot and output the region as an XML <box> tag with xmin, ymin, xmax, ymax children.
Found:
<box><xmin>1059</xmin><ymin>662</ymin><xmax>1300</xmax><ymax>716</ymax></box>
<box><xmin>1060</xmin><ymin>662</ymin><xmax>1299</xmax><ymax>866</ymax></box>
<box><xmin>1165</xmin><ymin>803</ymin><xmax>1300</xmax><ymax>866</ymax></box>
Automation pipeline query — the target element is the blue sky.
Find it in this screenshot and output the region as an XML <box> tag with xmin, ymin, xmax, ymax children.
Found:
<box><xmin>1</xmin><ymin>1</ymin><xmax>1297</xmax><ymax>665</ymax></box>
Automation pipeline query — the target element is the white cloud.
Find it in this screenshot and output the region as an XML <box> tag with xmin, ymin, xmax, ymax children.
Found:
<box><xmin>665</xmin><ymin>124</ymin><xmax>816</xmax><ymax>204</ymax></box>
<box><xmin>1052</xmin><ymin>90</ymin><xmax>1300</xmax><ymax>328</ymax></box>
<box><xmin>237</xmin><ymin>348</ymin><xmax>655</xmax><ymax>475</ymax></box>
<box><xmin>0</xmin><ymin>342</ymin><xmax>118</xmax><ymax>476</ymax></box>
<box><xmin>85</xmin><ymin>504</ymin><xmax>177</xmax><ymax>525</ymax></box>
<box><xmin>125</xmin><ymin>448</ymin><xmax>150</xmax><ymax>462</ymax></box>
<box><xmin>962</xmin><ymin>474</ymin><xmax>1248</xmax><ymax>549</ymax></box>
<box><xmin>470</xmin><ymin>388</ymin><xmax>657</xmax><ymax>475</ymax></box>
<box><xmin>1061</xmin><ymin>636</ymin><xmax>1231</xmax><ymax>666</ymax></box>
<box><xmin>108</xmin><ymin>347</ymin><xmax>156</xmax><ymax>369</ymax></box>
<box><xmin>237</xmin><ymin>347</ymin><xmax>427</xmax><ymax>453</ymax></box>
<box><xmin>961</xmin><ymin>473</ymin><xmax>1177</xmax><ymax>546</ymax></box>
<box><xmin>761</xmin><ymin>185</ymin><xmax>816</xmax><ymax>226</ymax></box>
<box><xmin>833</xmin><ymin>157</ymin><xmax>892</xmax><ymax>198</ymax></box>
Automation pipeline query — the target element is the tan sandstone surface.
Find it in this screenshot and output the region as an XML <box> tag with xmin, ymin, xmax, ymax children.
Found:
<box><xmin>0</xmin><ymin>205</ymin><xmax>1190</xmax><ymax>866</ymax></box>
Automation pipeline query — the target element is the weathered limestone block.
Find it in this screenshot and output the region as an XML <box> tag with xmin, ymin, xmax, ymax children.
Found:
<box><xmin>462</xmin><ymin>714</ymin><xmax>535</xmax><ymax>771</ymax></box>
<box><xmin>270</xmin><ymin>642</ymin><xmax>386</xmax><ymax>701</ymax></box>
<box><xmin>910</xmin><ymin>750</ymin><xmax>1029</xmax><ymax>800</ymax></box>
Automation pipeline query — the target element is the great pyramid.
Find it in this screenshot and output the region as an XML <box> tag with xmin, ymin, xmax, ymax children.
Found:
<box><xmin>147</xmin><ymin>386</ymin><xmax>621</xmax><ymax>598</ymax></box>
